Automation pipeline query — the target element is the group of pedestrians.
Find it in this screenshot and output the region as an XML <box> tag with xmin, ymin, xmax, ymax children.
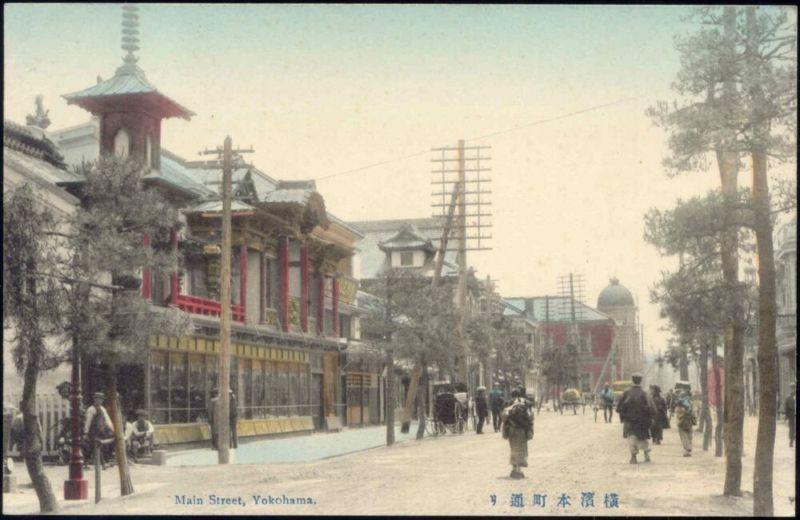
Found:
<box><xmin>616</xmin><ymin>374</ymin><xmax>697</xmax><ymax>464</ymax></box>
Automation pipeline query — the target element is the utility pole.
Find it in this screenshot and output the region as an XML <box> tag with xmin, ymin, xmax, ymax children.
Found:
<box><xmin>200</xmin><ymin>136</ymin><xmax>253</xmax><ymax>464</ymax></box>
<box><xmin>456</xmin><ymin>139</ymin><xmax>469</xmax><ymax>385</ymax></box>
<box><xmin>385</xmin><ymin>273</ymin><xmax>395</xmax><ymax>446</ymax></box>
<box><xmin>431</xmin><ymin>139</ymin><xmax>492</xmax><ymax>392</ymax></box>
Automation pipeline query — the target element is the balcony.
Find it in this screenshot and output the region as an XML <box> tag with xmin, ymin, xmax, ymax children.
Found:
<box><xmin>175</xmin><ymin>293</ymin><xmax>245</xmax><ymax>323</ymax></box>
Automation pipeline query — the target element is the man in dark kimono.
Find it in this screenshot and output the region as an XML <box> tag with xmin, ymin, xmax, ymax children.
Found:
<box><xmin>489</xmin><ymin>384</ymin><xmax>504</xmax><ymax>432</ymax></box>
<box><xmin>616</xmin><ymin>373</ymin><xmax>653</xmax><ymax>464</ymax></box>
<box><xmin>474</xmin><ymin>386</ymin><xmax>488</xmax><ymax>434</ymax></box>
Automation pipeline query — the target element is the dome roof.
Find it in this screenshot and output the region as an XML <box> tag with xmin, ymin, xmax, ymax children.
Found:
<box><xmin>597</xmin><ymin>277</ymin><xmax>634</xmax><ymax>308</ymax></box>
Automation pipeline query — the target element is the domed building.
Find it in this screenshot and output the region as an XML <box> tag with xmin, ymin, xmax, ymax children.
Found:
<box><xmin>597</xmin><ymin>277</ymin><xmax>643</xmax><ymax>381</ymax></box>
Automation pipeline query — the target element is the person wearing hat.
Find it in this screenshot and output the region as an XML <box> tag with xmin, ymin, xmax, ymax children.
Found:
<box><xmin>489</xmin><ymin>383</ymin><xmax>505</xmax><ymax>432</ymax></box>
<box><xmin>784</xmin><ymin>382</ymin><xmax>796</xmax><ymax>448</ymax></box>
<box><xmin>474</xmin><ymin>386</ymin><xmax>488</xmax><ymax>434</ymax></box>
<box><xmin>207</xmin><ymin>387</ymin><xmax>239</xmax><ymax>450</ymax></box>
<box><xmin>616</xmin><ymin>373</ymin><xmax>653</xmax><ymax>464</ymax></box>
<box><xmin>84</xmin><ymin>391</ymin><xmax>115</xmax><ymax>469</ymax></box>
<box><xmin>128</xmin><ymin>410</ymin><xmax>154</xmax><ymax>460</ymax></box>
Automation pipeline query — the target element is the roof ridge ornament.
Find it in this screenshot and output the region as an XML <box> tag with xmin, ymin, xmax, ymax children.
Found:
<box><xmin>26</xmin><ymin>95</ymin><xmax>51</xmax><ymax>130</ymax></box>
<box><xmin>121</xmin><ymin>4</ymin><xmax>141</xmax><ymax>66</ymax></box>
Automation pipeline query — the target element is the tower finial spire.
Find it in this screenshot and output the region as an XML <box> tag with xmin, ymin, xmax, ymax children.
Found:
<box><xmin>121</xmin><ymin>4</ymin><xmax>140</xmax><ymax>65</ymax></box>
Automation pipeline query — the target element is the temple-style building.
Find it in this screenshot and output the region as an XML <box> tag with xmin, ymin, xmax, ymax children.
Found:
<box><xmin>48</xmin><ymin>6</ymin><xmax>370</xmax><ymax>444</ymax></box>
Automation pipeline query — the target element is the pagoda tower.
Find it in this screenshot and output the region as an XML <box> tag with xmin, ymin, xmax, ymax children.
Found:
<box><xmin>63</xmin><ymin>4</ymin><xmax>193</xmax><ymax>170</ymax></box>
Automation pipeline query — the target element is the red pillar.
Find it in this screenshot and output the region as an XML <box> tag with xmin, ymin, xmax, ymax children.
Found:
<box><xmin>332</xmin><ymin>276</ymin><xmax>340</xmax><ymax>337</ymax></box>
<box><xmin>259</xmin><ymin>252</ymin><xmax>266</xmax><ymax>323</ymax></box>
<box><xmin>142</xmin><ymin>234</ymin><xmax>151</xmax><ymax>300</ymax></box>
<box><xmin>170</xmin><ymin>229</ymin><xmax>179</xmax><ymax>305</ymax></box>
<box><xmin>240</xmin><ymin>245</ymin><xmax>247</xmax><ymax>318</ymax></box>
<box><xmin>63</xmin><ymin>348</ymin><xmax>87</xmax><ymax>499</ymax></box>
<box><xmin>300</xmin><ymin>244</ymin><xmax>309</xmax><ymax>332</ymax></box>
<box><xmin>280</xmin><ymin>236</ymin><xmax>290</xmax><ymax>332</ymax></box>
<box><xmin>317</xmin><ymin>274</ymin><xmax>325</xmax><ymax>335</ymax></box>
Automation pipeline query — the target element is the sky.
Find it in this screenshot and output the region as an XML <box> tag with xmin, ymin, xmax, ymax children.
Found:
<box><xmin>4</xmin><ymin>4</ymin><xmax>796</xmax><ymax>357</ymax></box>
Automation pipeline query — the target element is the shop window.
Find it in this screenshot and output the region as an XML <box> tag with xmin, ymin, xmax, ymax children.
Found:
<box><xmin>188</xmin><ymin>354</ymin><xmax>206</xmax><ymax>422</ymax></box>
<box><xmin>287</xmin><ymin>367</ymin><xmax>298</xmax><ymax>416</ymax></box>
<box><xmin>169</xmin><ymin>352</ymin><xmax>188</xmax><ymax>424</ymax></box>
<box><xmin>150</xmin><ymin>352</ymin><xmax>168</xmax><ymax>424</ymax></box>
<box><xmin>253</xmin><ymin>360</ymin><xmax>266</xmax><ymax>418</ymax></box>
<box><xmin>207</xmin><ymin>354</ymin><xmax>219</xmax><ymax>396</ymax></box>
<box><xmin>239</xmin><ymin>358</ymin><xmax>252</xmax><ymax>419</ymax></box>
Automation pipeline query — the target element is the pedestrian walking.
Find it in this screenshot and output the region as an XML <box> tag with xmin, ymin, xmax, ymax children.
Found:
<box><xmin>475</xmin><ymin>386</ymin><xmax>488</xmax><ymax>434</ymax></box>
<box><xmin>599</xmin><ymin>382</ymin><xmax>615</xmax><ymax>423</ymax></box>
<box><xmin>83</xmin><ymin>391</ymin><xmax>115</xmax><ymax>469</ymax></box>
<box><xmin>616</xmin><ymin>373</ymin><xmax>653</xmax><ymax>464</ymax></box>
<box><xmin>650</xmin><ymin>385</ymin><xmax>669</xmax><ymax>445</ymax></box>
<box><xmin>208</xmin><ymin>388</ymin><xmax>239</xmax><ymax>450</ymax></box>
<box><xmin>501</xmin><ymin>388</ymin><xmax>533</xmax><ymax>479</ymax></box>
<box><xmin>489</xmin><ymin>384</ymin><xmax>504</xmax><ymax>432</ymax></box>
<box><xmin>785</xmin><ymin>382</ymin><xmax>796</xmax><ymax>448</ymax></box>
<box><xmin>674</xmin><ymin>385</ymin><xmax>696</xmax><ymax>457</ymax></box>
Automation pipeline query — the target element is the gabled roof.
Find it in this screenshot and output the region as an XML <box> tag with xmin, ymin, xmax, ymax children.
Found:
<box><xmin>503</xmin><ymin>296</ymin><xmax>613</xmax><ymax>323</ymax></box>
<box><xmin>350</xmin><ymin>217</ymin><xmax>458</xmax><ymax>280</ymax></box>
<box><xmin>184</xmin><ymin>199</ymin><xmax>256</xmax><ymax>214</ymax></box>
<box><xmin>378</xmin><ymin>223</ymin><xmax>435</xmax><ymax>252</ymax></box>
<box><xmin>63</xmin><ymin>63</ymin><xmax>193</xmax><ymax>120</ymax></box>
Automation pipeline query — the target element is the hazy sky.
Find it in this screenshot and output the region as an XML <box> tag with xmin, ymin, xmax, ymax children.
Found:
<box><xmin>5</xmin><ymin>4</ymin><xmax>795</xmax><ymax>356</ymax></box>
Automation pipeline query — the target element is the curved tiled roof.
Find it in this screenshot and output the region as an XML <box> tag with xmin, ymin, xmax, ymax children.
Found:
<box><xmin>63</xmin><ymin>63</ymin><xmax>193</xmax><ymax>120</ymax></box>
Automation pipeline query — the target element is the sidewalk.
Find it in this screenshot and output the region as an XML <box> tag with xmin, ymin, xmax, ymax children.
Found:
<box><xmin>167</xmin><ymin>422</ymin><xmax>421</xmax><ymax>466</ymax></box>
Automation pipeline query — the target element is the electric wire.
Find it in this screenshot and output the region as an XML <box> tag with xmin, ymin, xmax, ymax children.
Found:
<box><xmin>313</xmin><ymin>95</ymin><xmax>642</xmax><ymax>182</ymax></box>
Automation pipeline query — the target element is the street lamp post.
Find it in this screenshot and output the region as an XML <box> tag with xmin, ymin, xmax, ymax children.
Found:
<box><xmin>64</xmin><ymin>338</ymin><xmax>87</xmax><ymax>499</ymax></box>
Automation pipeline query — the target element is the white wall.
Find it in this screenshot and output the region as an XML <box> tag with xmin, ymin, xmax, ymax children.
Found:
<box><xmin>390</xmin><ymin>250</ymin><xmax>425</xmax><ymax>268</ymax></box>
<box><xmin>3</xmin><ymin>157</ymin><xmax>78</xmax><ymax>398</ymax></box>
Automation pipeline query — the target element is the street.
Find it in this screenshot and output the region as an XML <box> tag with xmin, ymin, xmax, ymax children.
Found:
<box><xmin>3</xmin><ymin>412</ymin><xmax>795</xmax><ymax>516</ymax></box>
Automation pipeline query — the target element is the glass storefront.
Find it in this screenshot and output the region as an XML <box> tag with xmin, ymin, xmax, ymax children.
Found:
<box><xmin>148</xmin><ymin>348</ymin><xmax>312</xmax><ymax>424</ymax></box>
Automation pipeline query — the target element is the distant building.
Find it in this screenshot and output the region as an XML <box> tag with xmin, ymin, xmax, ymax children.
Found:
<box><xmin>504</xmin><ymin>296</ymin><xmax>617</xmax><ymax>398</ymax></box>
<box><xmin>596</xmin><ymin>277</ymin><xmax>643</xmax><ymax>381</ymax></box>
<box><xmin>775</xmin><ymin>213</ymin><xmax>797</xmax><ymax>403</ymax></box>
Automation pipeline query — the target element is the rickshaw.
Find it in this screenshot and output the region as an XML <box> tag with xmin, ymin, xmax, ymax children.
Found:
<box><xmin>428</xmin><ymin>382</ymin><xmax>466</xmax><ymax>435</ymax></box>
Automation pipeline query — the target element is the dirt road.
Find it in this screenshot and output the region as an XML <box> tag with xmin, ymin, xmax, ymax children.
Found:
<box><xmin>3</xmin><ymin>412</ymin><xmax>795</xmax><ymax>516</ymax></box>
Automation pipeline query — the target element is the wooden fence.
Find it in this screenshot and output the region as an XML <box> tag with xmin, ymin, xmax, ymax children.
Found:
<box><xmin>4</xmin><ymin>393</ymin><xmax>70</xmax><ymax>457</ymax></box>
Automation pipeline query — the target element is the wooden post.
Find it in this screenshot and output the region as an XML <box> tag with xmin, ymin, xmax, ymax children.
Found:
<box><xmin>170</xmin><ymin>229</ymin><xmax>179</xmax><ymax>305</ymax></box>
<box><xmin>317</xmin><ymin>275</ymin><xmax>325</xmax><ymax>335</ymax></box>
<box><xmin>239</xmin><ymin>245</ymin><xmax>247</xmax><ymax>317</ymax></box>
<box><xmin>280</xmin><ymin>237</ymin><xmax>290</xmax><ymax>332</ymax></box>
<box><xmin>332</xmin><ymin>276</ymin><xmax>340</xmax><ymax>337</ymax></box>
<box><xmin>94</xmin><ymin>443</ymin><xmax>101</xmax><ymax>503</ymax></box>
<box><xmin>141</xmin><ymin>234</ymin><xmax>151</xmax><ymax>300</ymax></box>
<box><xmin>217</xmin><ymin>136</ymin><xmax>233</xmax><ymax>464</ymax></box>
<box><xmin>300</xmin><ymin>244</ymin><xmax>309</xmax><ymax>332</ymax></box>
<box><xmin>259</xmin><ymin>252</ymin><xmax>266</xmax><ymax>322</ymax></box>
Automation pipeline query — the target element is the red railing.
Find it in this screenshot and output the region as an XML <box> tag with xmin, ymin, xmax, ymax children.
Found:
<box><xmin>175</xmin><ymin>293</ymin><xmax>245</xmax><ymax>323</ymax></box>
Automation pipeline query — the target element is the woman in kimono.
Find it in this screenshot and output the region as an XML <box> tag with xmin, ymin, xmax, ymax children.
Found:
<box><xmin>501</xmin><ymin>388</ymin><xmax>534</xmax><ymax>479</ymax></box>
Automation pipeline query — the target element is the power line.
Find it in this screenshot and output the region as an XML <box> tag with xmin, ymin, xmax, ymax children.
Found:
<box><xmin>313</xmin><ymin>95</ymin><xmax>642</xmax><ymax>182</ymax></box>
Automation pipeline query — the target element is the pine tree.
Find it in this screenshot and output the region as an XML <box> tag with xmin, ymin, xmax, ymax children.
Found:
<box><xmin>3</xmin><ymin>184</ymin><xmax>67</xmax><ymax>513</ymax></box>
